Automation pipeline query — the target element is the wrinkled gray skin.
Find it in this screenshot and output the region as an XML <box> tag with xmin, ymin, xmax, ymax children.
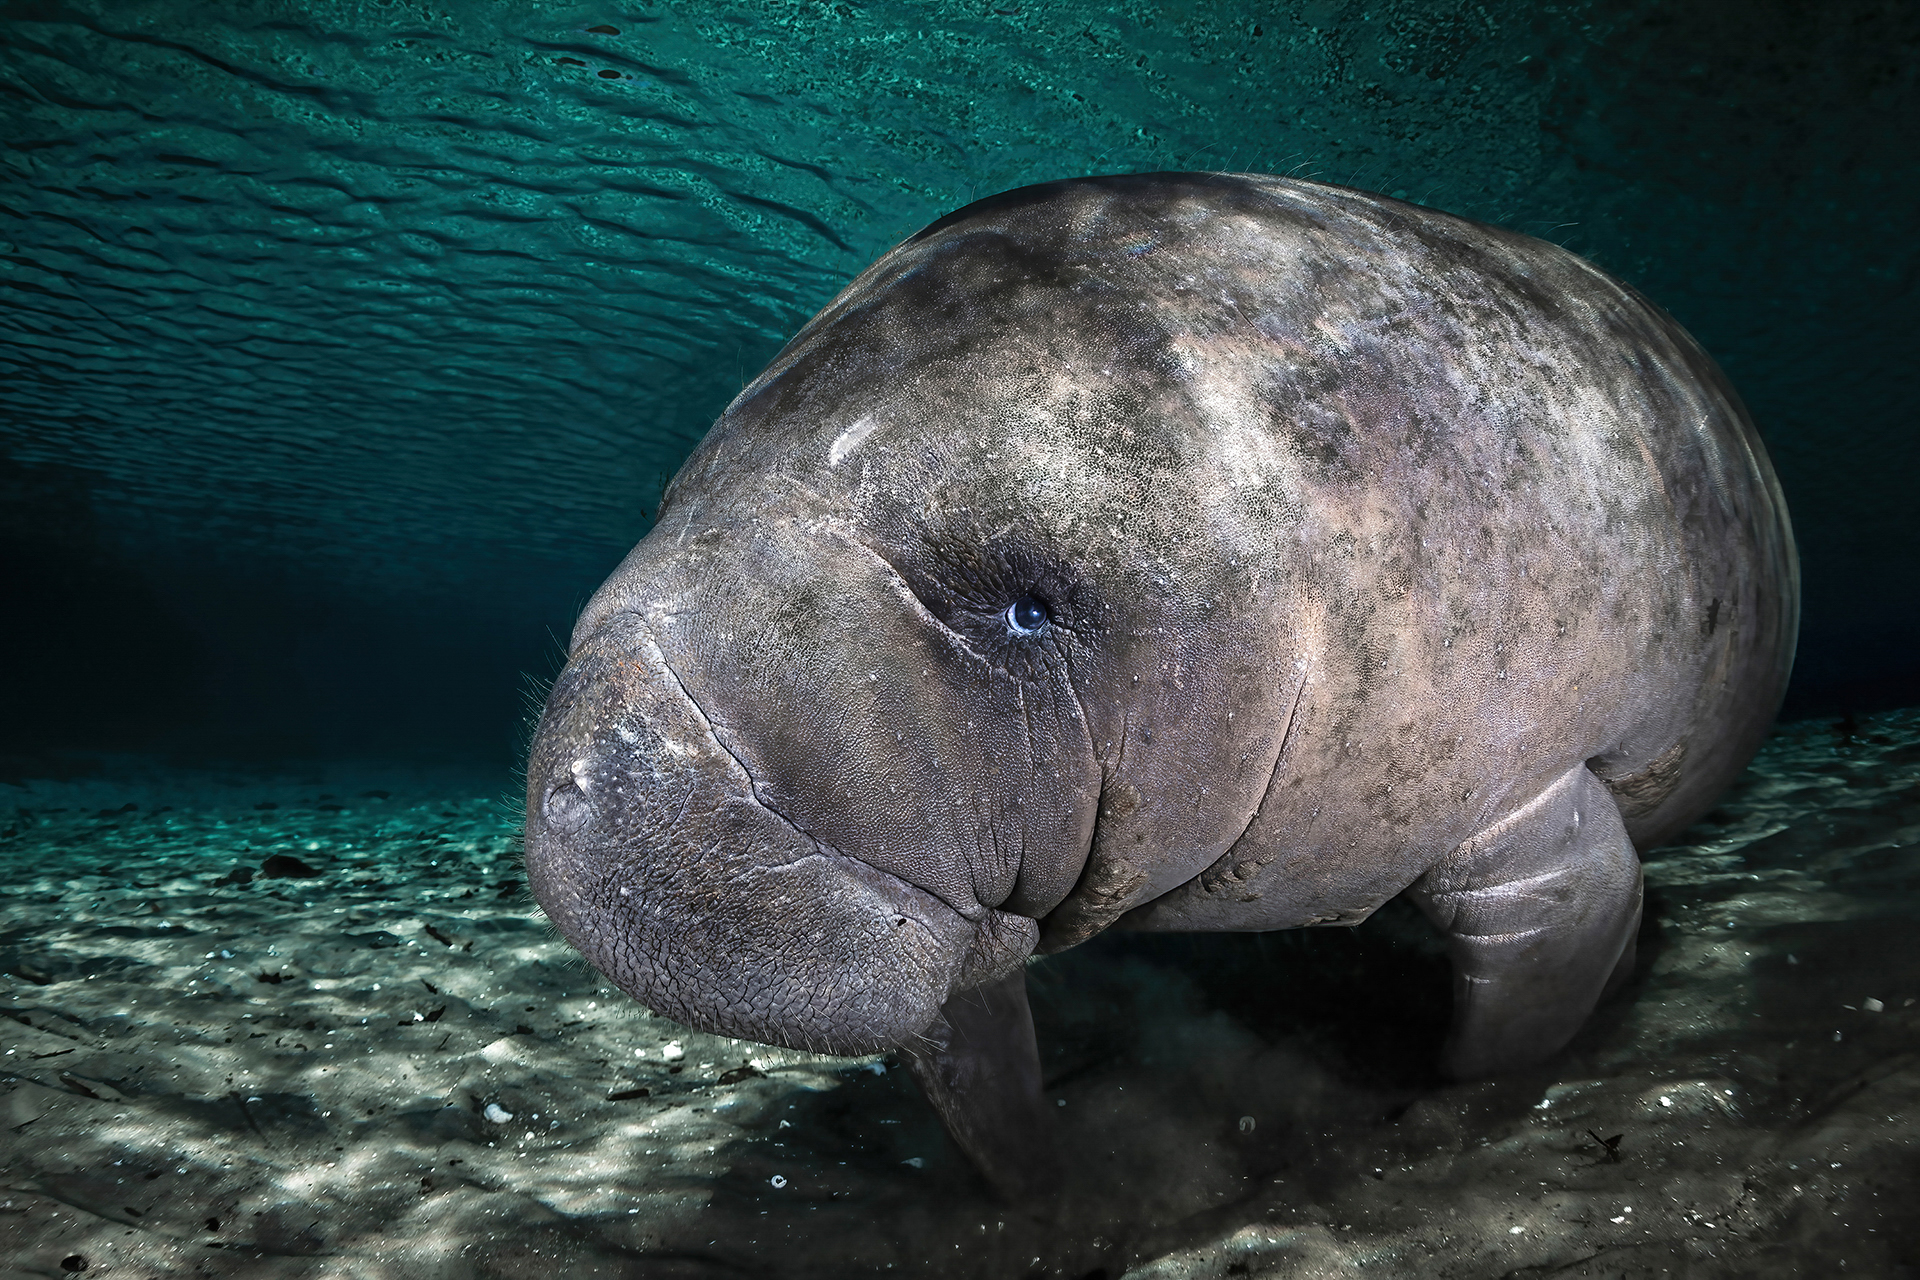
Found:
<box><xmin>525</xmin><ymin>173</ymin><xmax>1798</xmax><ymax>1199</ymax></box>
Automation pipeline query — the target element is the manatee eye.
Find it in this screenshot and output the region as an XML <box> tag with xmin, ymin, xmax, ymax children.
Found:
<box><xmin>1006</xmin><ymin>596</ymin><xmax>1050</xmax><ymax>635</ymax></box>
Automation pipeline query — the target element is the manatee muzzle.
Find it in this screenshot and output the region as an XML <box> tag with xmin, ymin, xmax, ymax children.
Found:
<box><xmin>524</xmin><ymin>612</ymin><xmax>1017</xmax><ymax>1056</ymax></box>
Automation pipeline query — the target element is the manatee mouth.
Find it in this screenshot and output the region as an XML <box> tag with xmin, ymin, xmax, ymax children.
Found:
<box><xmin>524</xmin><ymin>612</ymin><xmax>1028</xmax><ymax>1056</ymax></box>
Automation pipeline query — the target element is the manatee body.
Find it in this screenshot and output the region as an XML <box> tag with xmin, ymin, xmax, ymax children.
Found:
<box><xmin>524</xmin><ymin>173</ymin><xmax>1797</xmax><ymax>1193</ymax></box>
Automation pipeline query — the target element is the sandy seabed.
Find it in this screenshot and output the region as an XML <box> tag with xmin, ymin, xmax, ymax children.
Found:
<box><xmin>1</xmin><ymin>712</ymin><xmax>1917</xmax><ymax>1280</ymax></box>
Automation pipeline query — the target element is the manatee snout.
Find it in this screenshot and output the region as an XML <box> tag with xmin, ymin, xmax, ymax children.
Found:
<box><xmin>524</xmin><ymin>609</ymin><xmax>1024</xmax><ymax>1056</ymax></box>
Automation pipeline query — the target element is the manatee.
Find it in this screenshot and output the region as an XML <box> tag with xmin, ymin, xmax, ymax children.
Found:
<box><xmin>523</xmin><ymin>172</ymin><xmax>1798</xmax><ymax>1196</ymax></box>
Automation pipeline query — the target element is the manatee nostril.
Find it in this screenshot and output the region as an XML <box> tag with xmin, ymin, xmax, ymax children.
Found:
<box><xmin>542</xmin><ymin>767</ymin><xmax>595</xmax><ymax>835</ymax></box>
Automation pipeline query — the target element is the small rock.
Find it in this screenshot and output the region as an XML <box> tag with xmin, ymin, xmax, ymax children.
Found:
<box><xmin>484</xmin><ymin>1102</ymin><xmax>514</xmax><ymax>1123</ymax></box>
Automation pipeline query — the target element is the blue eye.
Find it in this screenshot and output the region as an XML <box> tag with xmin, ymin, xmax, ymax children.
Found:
<box><xmin>1007</xmin><ymin>596</ymin><xmax>1050</xmax><ymax>634</ymax></box>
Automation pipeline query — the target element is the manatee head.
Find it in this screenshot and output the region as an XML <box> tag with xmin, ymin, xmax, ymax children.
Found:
<box><xmin>522</xmin><ymin>510</ymin><xmax>1096</xmax><ymax>1055</ymax></box>
<box><xmin>524</xmin><ymin>175</ymin><xmax>1329</xmax><ymax>1055</ymax></box>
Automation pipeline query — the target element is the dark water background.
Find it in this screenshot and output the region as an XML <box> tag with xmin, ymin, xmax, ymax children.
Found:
<box><xmin>2</xmin><ymin>0</ymin><xmax>1915</xmax><ymax>771</ymax></box>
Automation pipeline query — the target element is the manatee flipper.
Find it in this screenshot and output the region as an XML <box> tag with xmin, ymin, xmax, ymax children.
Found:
<box><xmin>1408</xmin><ymin>764</ymin><xmax>1643</xmax><ymax>1079</ymax></box>
<box><xmin>900</xmin><ymin>965</ymin><xmax>1059</xmax><ymax>1202</ymax></box>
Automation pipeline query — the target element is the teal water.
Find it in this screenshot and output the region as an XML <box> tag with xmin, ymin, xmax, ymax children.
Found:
<box><xmin>1</xmin><ymin>0</ymin><xmax>1915</xmax><ymax>759</ymax></box>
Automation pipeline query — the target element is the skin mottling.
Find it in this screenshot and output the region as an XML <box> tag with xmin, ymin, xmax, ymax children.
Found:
<box><xmin>524</xmin><ymin>172</ymin><xmax>1796</xmax><ymax>1194</ymax></box>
